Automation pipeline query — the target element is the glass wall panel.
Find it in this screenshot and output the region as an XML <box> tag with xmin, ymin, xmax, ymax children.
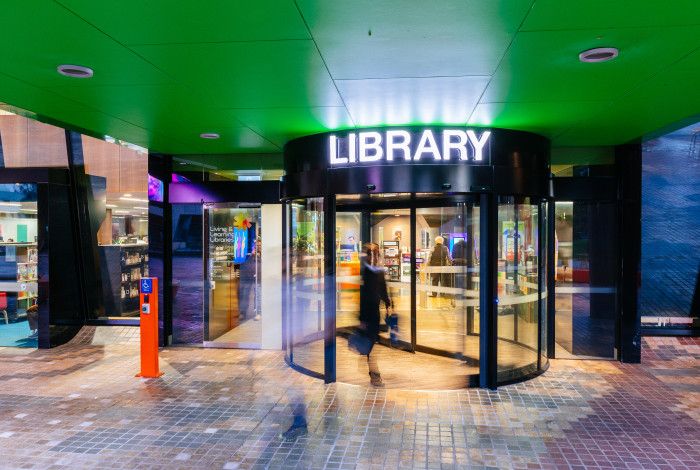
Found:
<box><xmin>415</xmin><ymin>204</ymin><xmax>479</xmax><ymax>368</ymax></box>
<box><xmin>287</xmin><ymin>198</ymin><xmax>325</xmax><ymax>376</ymax></box>
<box><xmin>0</xmin><ymin>184</ymin><xmax>38</xmax><ymax>347</ymax></box>
<box><xmin>554</xmin><ymin>201</ymin><xmax>617</xmax><ymax>358</ymax></box>
<box><xmin>497</xmin><ymin>197</ymin><xmax>540</xmax><ymax>383</ymax></box>
<box><xmin>172</xmin><ymin>203</ymin><xmax>203</xmax><ymax>344</ymax></box>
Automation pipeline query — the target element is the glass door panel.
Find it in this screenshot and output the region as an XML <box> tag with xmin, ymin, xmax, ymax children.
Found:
<box><xmin>496</xmin><ymin>197</ymin><xmax>540</xmax><ymax>382</ymax></box>
<box><xmin>370</xmin><ymin>209</ymin><xmax>412</xmax><ymax>346</ymax></box>
<box><xmin>287</xmin><ymin>198</ymin><xmax>325</xmax><ymax>376</ymax></box>
<box><xmin>204</xmin><ymin>204</ymin><xmax>262</xmax><ymax>347</ymax></box>
<box><xmin>415</xmin><ymin>204</ymin><xmax>479</xmax><ymax>365</ymax></box>
<box><xmin>336</xmin><ymin>212</ymin><xmax>361</xmax><ymax>330</ymax></box>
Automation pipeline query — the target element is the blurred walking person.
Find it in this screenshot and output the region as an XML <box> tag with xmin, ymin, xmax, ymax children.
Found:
<box><xmin>359</xmin><ymin>243</ymin><xmax>392</xmax><ymax>387</ymax></box>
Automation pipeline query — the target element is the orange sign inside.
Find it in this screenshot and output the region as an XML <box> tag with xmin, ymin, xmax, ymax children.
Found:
<box><xmin>137</xmin><ymin>277</ymin><xmax>163</xmax><ymax>378</ymax></box>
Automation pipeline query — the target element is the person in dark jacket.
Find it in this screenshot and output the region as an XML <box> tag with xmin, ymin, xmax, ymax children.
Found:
<box><xmin>359</xmin><ymin>243</ymin><xmax>392</xmax><ymax>387</ymax></box>
<box><xmin>428</xmin><ymin>236</ymin><xmax>452</xmax><ymax>297</ymax></box>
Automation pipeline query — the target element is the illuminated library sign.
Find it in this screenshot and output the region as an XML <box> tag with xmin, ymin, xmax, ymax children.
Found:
<box><xmin>329</xmin><ymin>128</ymin><xmax>491</xmax><ymax>166</ymax></box>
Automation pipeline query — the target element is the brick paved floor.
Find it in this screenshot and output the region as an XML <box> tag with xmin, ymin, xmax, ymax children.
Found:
<box><xmin>0</xmin><ymin>329</ymin><xmax>697</xmax><ymax>470</ymax></box>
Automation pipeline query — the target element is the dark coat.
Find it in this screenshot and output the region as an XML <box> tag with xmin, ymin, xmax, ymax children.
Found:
<box><xmin>429</xmin><ymin>243</ymin><xmax>451</xmax><ymax>266</ymax></box>
<box><xmin>359</xmin><ymin>262</ymin><xmax>391</xmax><ymax>343</ymax></box>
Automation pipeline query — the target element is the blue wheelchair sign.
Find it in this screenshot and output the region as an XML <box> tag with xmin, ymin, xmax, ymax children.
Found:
<box><xmin>140</xmin><ymin>278</ymin><xmax>153</xmax><ymax>294</ymax></box>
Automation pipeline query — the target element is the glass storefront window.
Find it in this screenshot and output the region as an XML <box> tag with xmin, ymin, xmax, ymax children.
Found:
<box><xmin>286</xmin><ymin>198</ymin><xmax>325</xmax><ymax>376</ymax></box>
<box><xmin>0</xmin><ymin>184</ymin><xmax>38</xmax><ymax>347</ymax></box>
<box><xmin>0</xmin><ymin>111</ymin><xmax>68</xmax><ymax>168</ymax></box>
<box><xmin>82</xmin><ymin>135</ymin><xmax>149</xmax><ymax>320</ymax></box>
<box><xmin>497</xmin><ymin>197</ymin><xmax>540</xmax><ymax>383</ymax></box>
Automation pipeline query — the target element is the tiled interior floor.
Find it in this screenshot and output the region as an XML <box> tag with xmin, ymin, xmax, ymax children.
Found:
<box><xmin>0</xmin><ymin>328</ymin><xmax>697</xmax><ymax>470</ymax></box>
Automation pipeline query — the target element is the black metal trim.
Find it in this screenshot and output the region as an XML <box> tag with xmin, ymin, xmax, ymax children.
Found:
<box><xmin>410</xmin><ymin>207</ymin><xmax>417</xmax><ymax>352</ymax></box>
<box><xmin>281</xmin><ymin>201</ymin><xmax>288</xmax><ymax>352</ymax></box>
<box><xmin>285</xmin><ymin>355</ymin><xmax>325</xmax><ymax>381</ymax></box>
<box><xmin>641</xmin><ymin>327</ymin><xmax>699</xmax><ymax>337</ymax></box>
<box><xmin>537</xmin><ymin>201</ymin><xmax>544</xmax><ymax>370</ymax></box>
<box><xmin>496</xmin><ymin>360</ymin><xmax>550</xmax><ymax>387</ymax></box>
<box><xmin>479</xmin><ymin>193</ymin><xmax>498</xmax><ymax>389</ymax></box>
<box><xmin>323</xmin><ymin>194</ymin><xmax>336</xmax><ymax>383</ymax></box>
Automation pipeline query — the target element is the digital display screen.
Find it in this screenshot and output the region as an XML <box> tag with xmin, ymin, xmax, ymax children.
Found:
<box><xmin>233</xmin><ymin>227</ymin><xmax>248</xmax><ymax>264</ymax></box>
<box><xmin>148</xmin><ymin>175</ymin><xmax>164</xmax><ymax>202</ymax></box>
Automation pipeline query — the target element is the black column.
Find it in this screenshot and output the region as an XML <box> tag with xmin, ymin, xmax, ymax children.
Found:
<box><xmin>616</xmin><ymin>144</ymin><xmax>642</xmax><ymax>363</ymax></box>
<box><xmin>65</xmin><ymin>130</ymin><xmax>104</xmax><ymax>320</ymax></box>
<box><xmin>148</xmin><ymin>153</ymin><xmax>173</xmax><ymax>346</ymax></box>
<box><xmin>323</xmin><ymin>195</ymin><xmax>336</xmax><ymax>383</ymax></box>
<box><xmin>479</xmin><ymin>193</ymin><xmax>497</xmax><ymax>389</ymax></box>
<box><xmin>546</xmin><ymin>199</ymin><xmax>556</xmax><ymax>358</ymax></box>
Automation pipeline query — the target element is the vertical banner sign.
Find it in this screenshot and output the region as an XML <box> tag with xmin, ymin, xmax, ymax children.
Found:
<box><xmin>137</xmin><ymin>277</ymin><xmax>163</xmax><ymax>378</ymax></box>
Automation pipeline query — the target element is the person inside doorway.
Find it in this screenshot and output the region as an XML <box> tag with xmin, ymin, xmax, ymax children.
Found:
<box><xmin>428</xmin><ymin>236</ymin><xmax>452</xmax><ymax>297</ymax></box>
<box><xmin>360</xmin><ymin>243</ymin><xmax>392</xmax><ymax>387</ymax></box>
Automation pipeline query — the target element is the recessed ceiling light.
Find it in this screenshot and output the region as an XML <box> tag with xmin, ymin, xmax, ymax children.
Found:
<box><xmin>579</xmin><ymin>47</ymin><xmax>618</xmax><ymax>63</ymax></box>
<box><xmin>57</xmin><ymin>64</ymin><xmax>94</xmax><ymax>78</ymax></box>
<box><xmin>200</xmin><ymin>133</ymin><xmax>220</xmax><ymax>139</ymax></box>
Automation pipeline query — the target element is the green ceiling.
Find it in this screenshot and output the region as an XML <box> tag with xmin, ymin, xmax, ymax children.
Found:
<box><xmin>1</xmin><ymin>0</ymin><xmax>700</xmax><ymax>154</ymax></box>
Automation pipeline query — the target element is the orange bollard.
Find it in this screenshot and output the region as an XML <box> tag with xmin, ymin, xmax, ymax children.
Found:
<box><xmin>136</xmin><ymin>277</ymin><xmax>163</xmax><ymax>378</ymax></box>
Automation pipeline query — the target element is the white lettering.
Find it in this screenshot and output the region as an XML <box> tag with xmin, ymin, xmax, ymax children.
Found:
<box><xmin>348</xmin><ymin>133</ymin><xmax>356</xmax><ymax>162</ymax></box>
<box><xmin>328</xmin><ymin>128</ymin><xmax>491</xmax><ymax>165</ymax></box>
<box><xmin>385</xmin><ymin>130</ymin><xmax>411</xmax><ymax>161</ymax></box>
<box><xmin>467</xmin><ymin>130</ymin><xmax>491</xmax><ymax>162</ymax></box>
<box><xmin>442</xmin><ymin>130</ymin><xmax>468</xmax><ymax>161</ymax></box>
<box><xmin>329</xmin><ymin>135</ymin><xmax>347</xmax><ymax>165</ymax></box>
<box><xmin>358</xmin><ymin>132</ymin><xmax>383</xmax><ymax>162</ymax></box>
<box><xmin>413</xmin><ymin>130</ymin><xmax>441</xmax><ymax>161</ymax></box>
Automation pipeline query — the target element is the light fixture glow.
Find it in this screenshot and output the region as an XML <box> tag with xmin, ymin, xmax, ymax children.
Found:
<box><xmin>200</xmin><ymin>133</ymin><xmax>220</xmax><ymax>139</ymax></box>
<box><xmin>57</xmin><ymin>64</ymin><xmax>94</xmax><ymax>78</ymax></box>
<box><xmin>119</xmin><ymin>196</ymin><xmax>148</xmax><ymax>203</ymax></box>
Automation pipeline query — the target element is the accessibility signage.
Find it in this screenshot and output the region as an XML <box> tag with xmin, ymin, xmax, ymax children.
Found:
<box><xmin>140</xmin><ymin>278</ymin><xmax>153</xmax><ymax>294</ymax></box>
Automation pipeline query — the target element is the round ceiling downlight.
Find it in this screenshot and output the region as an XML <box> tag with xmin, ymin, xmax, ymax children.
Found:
<box><xmin>57</xmin><ymin>64</ymin><xmax>94</xmax><ymax>78</ymax></box>
<box><xmin>200</xmin><ymin>133</ymin><xmax>220</xmax><ymax>139</ymax></box>
<box><xmin>579</xmin><ymin>47</ymin><xmax>619</xmax><ymax>63</ymax></box>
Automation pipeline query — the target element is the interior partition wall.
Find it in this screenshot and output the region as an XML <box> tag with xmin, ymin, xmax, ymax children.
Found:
<box><xmin>282</xmin><ymin>127</ymin><xmax>551</xmax><ymax>388</ymax></box>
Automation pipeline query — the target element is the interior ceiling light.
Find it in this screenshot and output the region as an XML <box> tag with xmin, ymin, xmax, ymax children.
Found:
<box><xmin>200</xmin><ymin>133</ymin><xmax>220</xmax><ymax>139</ymax></box>
<box><xmin>57</xmin><ymin>64</ymin><xmax>93</xmax><ymax>78</ymax></box>
<box><xmin>579</xmin><ymin>47</ymin><xmax>618</xmax><ymax>63</ymax></box>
